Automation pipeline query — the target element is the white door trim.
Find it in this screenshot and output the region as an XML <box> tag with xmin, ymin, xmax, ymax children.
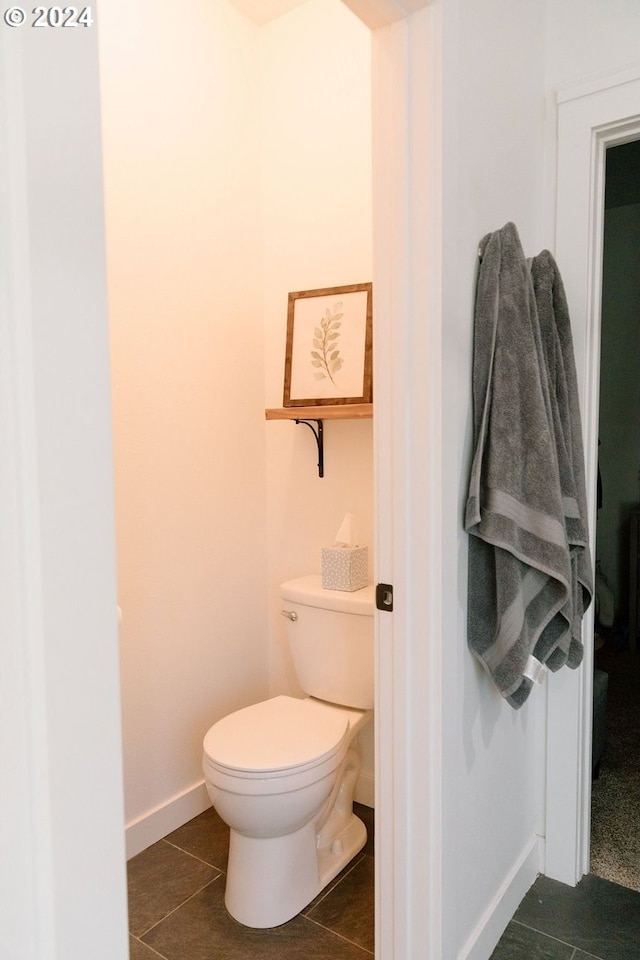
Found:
<box><xmin>340</xmin><ymin>3</ymin><xmax>440</xmax><ymax>957</ymax></box>
<box><xmin>0</xmin><ymin>23</ymin><xmax>129</xmax><ymax>960</ymax></box>
<box><xmin>0</xmin><ymin>32</ymin><xmax>56</xmax><ymax>960</ymax></box>
<box><xmin>370</xmin><ymin>5</ymin><xmax>443</xmax><ymax>958</ymax></box>
<box><xmin>546</xmin><ymin>68</ymin><xmax>640</xmax><ymax>886</ymax></box>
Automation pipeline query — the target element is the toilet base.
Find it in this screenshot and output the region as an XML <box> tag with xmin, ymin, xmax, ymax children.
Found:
<box><xmin>224</xmin><ymin>812</ymin><xmax>367</xmax><ymax>929</ymax></box>
<box><xmin>317</xmin><ymin>810</ymin><xmax>366</xmax><ymax>890</ymax></box>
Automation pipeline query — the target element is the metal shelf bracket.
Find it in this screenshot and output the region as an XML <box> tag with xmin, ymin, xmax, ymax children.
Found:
<box><xmin>294</xmin><ymin>418</ymin><xmax>324</xmax><ymax>478</ymax></box>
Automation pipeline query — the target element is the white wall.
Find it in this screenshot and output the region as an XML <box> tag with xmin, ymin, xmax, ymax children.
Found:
<box><xmin>99</xmin><ymin>0</ymin><xmax>375</xmax><ymax>852</ymax></box>
<box><xmin>545</xmin><ymin>0</ymin><xmax>640</xmax><ymax>89</ymax></box>
<box><xmin>260</xmin><ymin>0</ymin><xmax>375</xmax><ymax>797</ymax></box>
<box><xmin>544</xmin><ymin>2</ymin><xmax>640</xmax><ymax>620</ymax></box>
<box><xmin>98</xmin><ymin>0</ymin><xmax>270</xmax><ymax>851</ymax></box>
<box><xmin>437</xmin><ymin>3</ymin><xmax>640</xmax><ymax>955</ymax></box>
<box><xmin>543</xmin><ymin>0</ymin><xmax>640</xmax><ymax>237</ymax></box>
<box><xmin>439</xmin><ymin>1</ymin><xmax>548</xmax><ymax>955</ymax></box>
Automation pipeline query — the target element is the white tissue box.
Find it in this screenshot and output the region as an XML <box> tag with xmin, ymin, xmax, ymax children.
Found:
<box><xmin>321</xmin><ymin>546</ymin><xmax>368</xmax><ymax>592</ymax></box>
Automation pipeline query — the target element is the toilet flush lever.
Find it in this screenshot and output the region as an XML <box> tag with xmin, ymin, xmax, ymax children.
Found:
<box><xmin>280</xmin><ymin>610</ymin><xmax>298</xmax><ymax>622</ymax></box>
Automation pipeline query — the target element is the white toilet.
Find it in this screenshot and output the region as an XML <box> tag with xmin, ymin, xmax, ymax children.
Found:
<box><xmin>202</xmin><ymin>574</ymin><xmax>374</xmax><ymax>928</ymax></box>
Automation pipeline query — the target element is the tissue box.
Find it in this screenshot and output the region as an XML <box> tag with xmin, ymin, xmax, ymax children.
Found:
<box><xmin>321</xmin><ymin>546</ymin><xmax>368</xmax><ymax>592</ymax></box>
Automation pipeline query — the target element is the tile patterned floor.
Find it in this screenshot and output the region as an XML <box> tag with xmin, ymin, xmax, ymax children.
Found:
<box><xmin>128</xmin><ymin>803</ymin><xmax>640</xmax><ymax>960</ymax></box>
<box><xmin>490</xmin><ymin>874</ymin><xmax>640</xmax><ymax>960</ymax></box>
<box><xmin>127</xmin><ymin>802</ymin><xmax>374</xmax><ymax>959</ymax></box>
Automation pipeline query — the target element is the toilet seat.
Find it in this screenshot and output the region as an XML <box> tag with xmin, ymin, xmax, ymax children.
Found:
<box><xmin>203</xmin><ymin>695</ymin><xmax>350</xmax><ymax>781</ymax></box>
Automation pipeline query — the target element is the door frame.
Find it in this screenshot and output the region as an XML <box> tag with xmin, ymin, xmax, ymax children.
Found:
<box><xmin>0</xmin><ymin>19</ymin><xmax>129</xmax><ymax>960</ymax></box>
<box><xmin>1</xmin><ymin>4</ymin><xmax>444</xmax><ymax>960</ymax></box>
<box><xmin>545</xmin><ymin>67</ymin><xmax>640</xmax><ymax>886</ymax></box>
<box><xmin>365</xmin><ymin>4</ymin><xmax>444</xmax><ymax>957</ymax></box>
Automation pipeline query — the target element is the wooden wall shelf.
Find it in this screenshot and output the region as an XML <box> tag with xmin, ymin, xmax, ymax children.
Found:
<box><xmin>265</xmin><ymin>404</ymin><xmax>373</xmax><ymax>476</ymax></box>
<box><xmin>265</xmin><ymin>403</ymin><xmax>372</xmax><ymax>421</ymax></box>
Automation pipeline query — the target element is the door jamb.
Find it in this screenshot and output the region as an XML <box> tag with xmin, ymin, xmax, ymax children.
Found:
<box><xmin>546</xmin><ymin>69</ymin><xmax>640</xmax><ymax>885</ymax></box>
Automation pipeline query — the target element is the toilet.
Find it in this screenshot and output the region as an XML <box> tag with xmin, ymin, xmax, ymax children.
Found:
<box><xmin>202</xmin><ymin>574</ymin><xmax>374</xmax><ymax>928</ymax></box>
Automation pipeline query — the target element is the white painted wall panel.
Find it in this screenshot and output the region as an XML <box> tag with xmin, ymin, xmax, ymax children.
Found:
<box><xmin>99</xmin><ymin>0</ymin><xmax>270</xmax><ymax>834</ymax></box>
<box><xmin>439</xmin><ymin>1</ymin><xmax>548</xmax><ymax>954</ymax></box>
<box><xmin>260</xmin><ymin>0</ymin><xmax>375</xmax><ymax>791</ymax></box>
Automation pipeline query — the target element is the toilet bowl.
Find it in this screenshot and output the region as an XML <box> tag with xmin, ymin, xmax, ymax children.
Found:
<box><xmin>203</xmin><ymin>694</ymin><xmax>370</xmax><ymax>928</ymax></box>
<box><xmin>202</xmin><ymin>576</ymin><xmax>374</xmax><ymax>928</ymax></box>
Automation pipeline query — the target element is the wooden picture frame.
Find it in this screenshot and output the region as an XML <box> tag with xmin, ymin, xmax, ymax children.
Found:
<box><xmin>282</xmin><ymin>283</ymin><xmax>373</xmax><ymax>407</ymax></box>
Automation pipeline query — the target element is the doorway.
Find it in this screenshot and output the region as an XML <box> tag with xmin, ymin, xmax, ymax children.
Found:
<box><xmin>548</xmin><ymin>69</ymin><xmax>640</xmax><ymax>888</ymax></box>
<box><xmin>590</xmin><ymin>138</ymin><xmax>640</xmax><ymax>892</ymax></box>
<box><xmin>99</xmin><ymin>1</ymin><xmax>439</xmax><ymax>958</ymax></box>
<box><xmin>0</xmin><ymin>5</ymin><xmax>439</xmax><ymax>958</ymax></box>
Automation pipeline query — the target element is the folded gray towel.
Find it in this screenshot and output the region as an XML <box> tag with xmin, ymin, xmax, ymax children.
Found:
<box><xmin>465</xmin><ymin>223</ymin><xmax>575</xmax><ymax>708</ymax></box>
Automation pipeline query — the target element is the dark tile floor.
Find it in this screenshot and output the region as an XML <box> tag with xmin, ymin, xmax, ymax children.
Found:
<box><xmin>127</xmin><ymin>802</ymin><xmax>375</xmax><ymax>959</ymax></box>
<box><xmin>490</xmin><ymin>874</ymin><xmax>640</xmax><ymax>960</ymax></box>
<box><xmin>128</xmin><ymin>803</ymin><xmax>640</xmax><ymax>960</ymax></box>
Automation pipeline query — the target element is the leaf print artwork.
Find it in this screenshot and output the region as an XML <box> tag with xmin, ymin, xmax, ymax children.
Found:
<box><xmin>283</xmin><ymin>283</ymin><xmax>371</xmax><ymax>407</ymax></box>
<box><xmin>310</xmin><ymin>303</ymin><xmax>344</xmax><ymax>385</ymax></box>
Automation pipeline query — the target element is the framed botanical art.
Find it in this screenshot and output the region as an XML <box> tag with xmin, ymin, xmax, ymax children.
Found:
<box><xmin>282</xmin><ymin>282</ymin><xmax>373</xmax><ymax>407</ymax></box>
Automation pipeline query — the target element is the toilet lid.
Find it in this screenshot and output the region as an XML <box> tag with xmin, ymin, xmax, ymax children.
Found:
<box><xmin>203</xmin><ymin>696</ymin><xmax>349</xmax><ymax>775</ymax></box>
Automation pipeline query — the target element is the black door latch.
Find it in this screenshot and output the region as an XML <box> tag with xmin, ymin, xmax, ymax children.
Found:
<box><xmin>375</xmin><ymin>583</ymin><xmax>394</xmax><ymax>612</ymax></box>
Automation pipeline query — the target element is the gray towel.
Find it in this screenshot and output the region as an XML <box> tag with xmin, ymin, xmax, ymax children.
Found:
<box><xmin>465</xmin><ymin>223</ymin><xmax>574</xmax><ymax>708</ymax></box>
<box><xmin>530</xmin><ymin>250</ymin><xmax>593</xmax><ymax>669</ymax></box>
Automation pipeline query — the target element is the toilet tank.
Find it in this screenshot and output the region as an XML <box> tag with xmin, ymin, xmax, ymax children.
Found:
<box><xmin>280</xmin><ymin>575</ymin><xmax>374</xmax><ymax>710</ymax></box>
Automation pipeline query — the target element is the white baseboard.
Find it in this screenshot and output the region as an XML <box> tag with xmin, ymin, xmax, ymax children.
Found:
<box><xmin>125</xmin><ymin>780</ymin><xmax>211</xmax><ymax>860</ymax></box>
<box><xmin>458</xmin><ymin>834</ymin><xmax>543</xmax><ymax>960</ymax></box>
